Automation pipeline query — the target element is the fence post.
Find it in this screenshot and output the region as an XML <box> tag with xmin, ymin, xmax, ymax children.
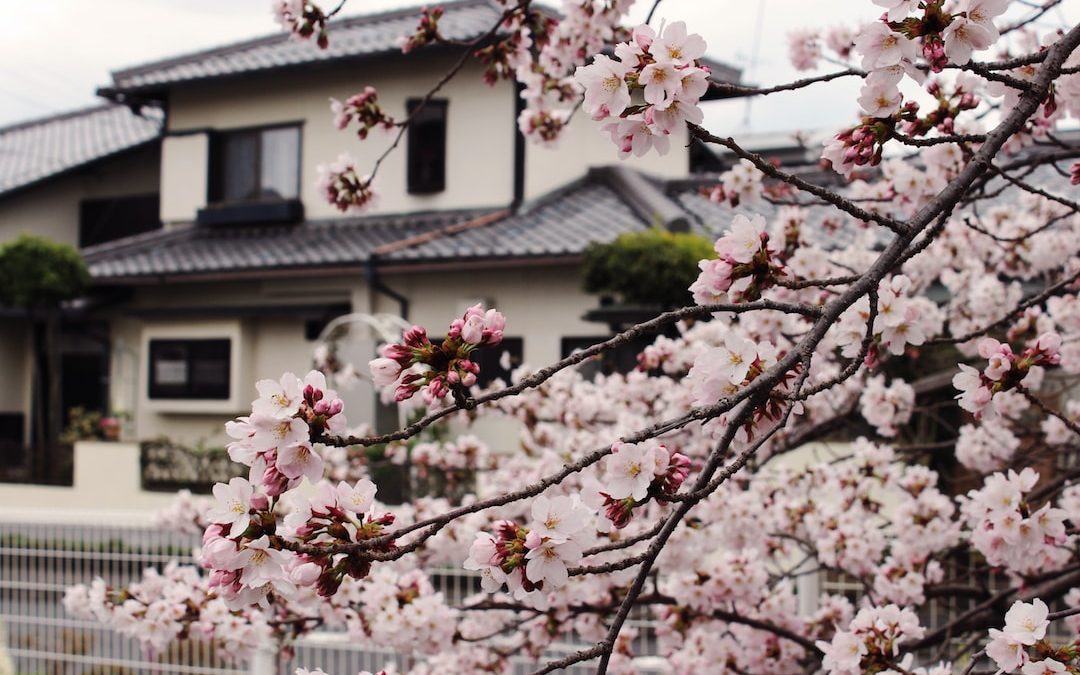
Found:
<box><xmin>796</xmin><ymin>563</ymin><xmax>820</xmax><ymax>616</ymax></box>
<box><xmin>251</xmin><ymin>636</ymin><xmax>277</xmax><ymax>675</ymax></box>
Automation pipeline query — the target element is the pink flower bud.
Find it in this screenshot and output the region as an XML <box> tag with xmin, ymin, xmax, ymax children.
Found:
<box><xmin>524</xmin><ymin>530</ymin><xmax>542</xmax><ymax>550</ymax></box>
<box><xmin>402</xmin><ymin>325</ymin><xmax>428</xmax><ymax>347</ymax></box>
<box><xmin>1036</xmin><ymin>332</ymin><xmax>1062</xmax><ymax>355</ymax></box>
<box><xmin>978</xmin><ymin>338</ymin><xmax>1003</xmax><ymax>359</ymax></box>
<box><xmin>290</xmin><ymin>562</ymin><xmax>322</xmax><ymax>586</ymax></box>
<box><xmin>369</xmin><ymin>357</ymin><xmax>402</xmax><ymax>387</ymax></box>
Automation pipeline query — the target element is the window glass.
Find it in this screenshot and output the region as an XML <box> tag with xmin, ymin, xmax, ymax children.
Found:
<box><xmin>222</xmin><ymin>132</ymin><xmax>259</xmax><ymax>203</ymax></box>
<box><xmin>406</xmin><ymin>99</ymin><xmax>447</xmax><ymax>194</ymax></box>
<box><xmin>212</xmin><ymin>126</ymin><xmax>300</xmax><ymax>205</ymax></box>
<box><xmin>260</xmin><ymin>127</ymin><xmax>300</xmax><ymax>199</ymax></box>
<box><xmin>149</xmin><ymin>339</ymin><xmax>231</xmax><ymax>400</ymax></box>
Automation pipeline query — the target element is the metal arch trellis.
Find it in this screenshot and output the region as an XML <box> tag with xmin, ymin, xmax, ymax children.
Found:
<box><xmin>314</xmin><ymin>312</ymin><xmax>412</xmax><ymax>387</ymax></box>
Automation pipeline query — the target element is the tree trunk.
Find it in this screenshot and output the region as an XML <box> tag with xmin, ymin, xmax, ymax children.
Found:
<box><xmin>44</xmin><ymin>310</ymin><xmax>61</xmax><ymax>482</ymax></box>
<box><xmin>28</xmin><ymin>311</ymin><xmax>45</xmax><ymax>482</ymax></box>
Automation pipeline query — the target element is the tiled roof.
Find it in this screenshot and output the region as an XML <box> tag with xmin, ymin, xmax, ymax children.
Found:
<box><xmin>105</xmin><ymin>0</ymin><xmax>503</xmax><ymax>95</ymax></box>
<box><xmin>381</xmin><ymin>176</ymin><xmax>718</xmax><ymax>263</ymax></box>
<box><xmin>0</xmin><ymin>104</ymin><xmax>162</xmax><ymax>198</ymax></box>
<box><xmin>102</xmin><ymin>0</ymin><xmax>740</xmax><ymax>97</ymax></box>
<box><xmin>83</xmin><ymin>209</ymin><xmax>500</xmax><ymax>280</ymax></box>
<box><xmin>84</xmin><ymin>157</ymin><xmax>1078</xmax><ymax>282</ymax></box>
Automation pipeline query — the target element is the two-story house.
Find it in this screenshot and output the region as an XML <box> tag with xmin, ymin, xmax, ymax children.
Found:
<box><xmin>1</xmin><ymin>0</ymin><xmax>744</xmax><ymax>455</ymax></box>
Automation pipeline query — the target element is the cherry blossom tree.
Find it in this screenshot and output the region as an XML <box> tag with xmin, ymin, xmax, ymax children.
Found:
<box><xmin>65</xmin><ymin>1</ymin><xmax>1080</xmax><ymax>673</ymax></box>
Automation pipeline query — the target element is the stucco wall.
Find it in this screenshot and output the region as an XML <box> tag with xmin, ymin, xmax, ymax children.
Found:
<box><xmin>161</xmin><ymin>53</ymin><xmax>693</xmax><ymax>223</ymax></box>
<box><xmin>377</xmin><ymin>263</ymin><xmax>602</xmax><ymax>368</ymax></box>
<box><xmin>105</xmin><ymin>264</ymin><xmax>604</xmax><ymax>448</ymax></box>
<box><xmin>0</xmin><ymin>145</ymin><xmax>160</xmax><ymax>248</ymax></box>
<box><xmin>160</xmin><ymin>134</ymin><xmax>209</xmax><ymax>223</ymax></box>
<box><xmin>163</xmin><ymin>54</ymin><xmax>518</xmax><ymax>222</ymax></box>
<box><xmin>0</xmin><ymin>441</ymin><xmax>175</xmax><ymax>513</ymax></box>
<box><xmin>103</xmin><ymin>277</ymin><xmax>357</xmax><ymax>445</ymax></box>
<box><xmin>524</xmin><ymin>111</ymin><xmax>689</xmax><ymax>200</ymax></box>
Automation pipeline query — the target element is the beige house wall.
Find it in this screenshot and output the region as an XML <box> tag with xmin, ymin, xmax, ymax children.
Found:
<box><xmin>378</xmin><ymin>263</ymin><xmax>601</xmax><ymax>368</ymax></box>
<box><xmin>105</xmin><ymin>264</ymin><xmax>603</xmax><ymax>449</ymax></box>
<box><xmin>0</xmin><ymin>145</ymin><xmax>160</xmax><ymax>247</ymax></box>
<box><xmin>104</xmin><ymin>276</ymin><xmax>356</xmax><ymax>446</ymax></box>
<box><xmin>160</xmin><ymin>134</ymin><xmax>208</xmax><ymax>223</ymax></box>
<box><xmin>524</xmin><ymin>113</ymin><xmax>690</xmax><ymax>201</ymax></box>
<box><xmin>162</xmin><ymin>55</ymin><xmax>518</xmax><ymax>223</ymax></box>
<box><xmin>160</xmin><ymin>53</ymin><xmax>693</xmax><ymax>223</ymax></box>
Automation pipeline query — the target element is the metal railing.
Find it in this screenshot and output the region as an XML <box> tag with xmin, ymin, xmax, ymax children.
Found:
<box><xmin>0</xmin><ymin>511</ymin><xmax>663</xmax><ymax>674</ymax></box>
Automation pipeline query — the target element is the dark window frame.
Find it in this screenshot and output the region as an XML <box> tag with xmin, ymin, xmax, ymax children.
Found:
<box><xmin>406</xmin><ymin>98</ymin><xmax>448</xmax><ymax>195</ymax></box>
<box><xmin>207</xmin><ymin>122</ymin><xmax>303</xmax><ymax>206</ymax></box>
<box><xmin>148</xmin><ymin>338</ymin><xmax>232</xmax><ymax>400</ymax></box>
<box><xmin>79</xmin><ymin>193</ymin><xmax>162</xmax><ymax>248</ymax></box>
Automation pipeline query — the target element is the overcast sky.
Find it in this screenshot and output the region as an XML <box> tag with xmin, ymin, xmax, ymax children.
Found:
<box><xmin>1</xmin><ymin>1</ymin><xmax>1075</xmax><ymax>137</ymax></box>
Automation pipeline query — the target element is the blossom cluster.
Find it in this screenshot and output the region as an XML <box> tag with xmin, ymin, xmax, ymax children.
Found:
<box><xmin>576</xmin><ymin>21</ymin><xmax>710</xmax><ymax>158</ymax></box>
<box><xmin>835</xmin><ymin>275</ymin><xmax>943</xmax><ymax>366</ymax></box>
<box><xmin>330</xmin><ymin>86</ymin><xmax>395</xmax><ymax>139</ymax></box>
<box><xmin>819</xmin><ymin>0</ymin><xmax>1012</xmax><ymax>176</ymax></box>
<box><xmin>859</xmin><ymin>375</ymin><xmax>915</xmax><ymax>437</ymax></box>
<box><xmin>985</xmin><ymin>598</ymin><xmax>1055</xmax><ymax>673</ymax></box>
<box><xmin>689</xmin><ymin>214</ymin><xmax>786</xmax><ymax>305</ymax></box>
<box><xmin>600</xmin><ymin>441</ymin><xmax>690</xmax><ymax>528</ymax></box>
<box><xmin>64</xmin><ymin>564</ymin><xmax>271</xmax><ymax>661</ymax></box>
<box><xmin>316</xmin><ymin>153</ymin><xmax>376</xmax><ymax>212</ymax></box>
<box><xmin>953</xmin><ymin>332</ymin><xmax>1062</xmax><ymax>419</ymax></box>
<box><xmin>272</xmin><ymin>0</ymin><xmax>329</xmax><ymax>48</ymax></box>
<box><xmin>368</xmin><ymin>303</ymin><xmax>506</xmax><ymax>404</ymax></box>
<box><xmin>961</xmin><ymin>468</ymin><xmax>1070</xmax><ymax>575</ymax></box>
<box><xmin>464</xmin><ymin>494</ymin><xmax>594</xmax><ymax>608</ymax></box>
<box><xmin>817</xmin><ymin>605</ymin><xmax>927</xmax><ymax>675</ymax></box>
<box><xmin>396</xmin><ymin>5</ymin><xmax>443</xmax><ymax>54</ymax></box>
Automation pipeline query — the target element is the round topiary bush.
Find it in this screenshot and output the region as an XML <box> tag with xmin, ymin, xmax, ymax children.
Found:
<box><xmin>0</xmin><ymin>233</ymin><xmax>89</xmax><ymax>309</ymax></box>
<box><xmin>582</xmin><ymin>228</ymin><xmax>714</xmax><ymax>309</ymax></box>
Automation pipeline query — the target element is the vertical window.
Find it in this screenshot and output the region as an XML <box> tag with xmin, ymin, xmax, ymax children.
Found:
<box><xmin>148</xmin><ymin>339</ymin><xmax>231</xmax><ymax>400</ymax></box>
<box><xmin>210</xmin><ymin>125</ymin><xmax>300</xmax><ymax>204</ymax></box>
<box><xmin>473</xmin><ymin>337</ymin><xmax>523</xmax><ymax>388</ymax></box>
<box><xmin>406</xmin><ymin>99</ymin><xmax>447</xmax><ymax>194</ymax></box>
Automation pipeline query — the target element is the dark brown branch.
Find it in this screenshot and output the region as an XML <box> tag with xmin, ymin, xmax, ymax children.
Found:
<box><xmin>325</xmin><ymin>300</ymin><xmax>820</xmax><ymax>448</ymax></box>
<box><xmin>688</xmin><ymin>124</ymin><xmax>909</xmax><ymax>235</ymax></box>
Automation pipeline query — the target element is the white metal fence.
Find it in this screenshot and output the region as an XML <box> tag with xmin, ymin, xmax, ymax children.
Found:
<box><xmin>0</xmin><ymin>511</ymin><xmax>663</xmax><ymax>675</ymax></box>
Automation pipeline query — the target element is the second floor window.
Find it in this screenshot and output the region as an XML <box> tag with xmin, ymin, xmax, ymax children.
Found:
<box><xmin>406</xmin><ymin>99</ymin><xmax>447</xmax><ymax>194</ymax></box>
<box><xmin>209</xmin><ymin>125</ymin><xmax>300</xmax><ymax>205</ymax></box>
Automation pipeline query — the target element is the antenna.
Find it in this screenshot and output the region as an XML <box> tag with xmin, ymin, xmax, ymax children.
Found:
<box><xmin>738</xmin><ymin>0</ymin><xmax>767</xmax><ymax>134</ymax></box>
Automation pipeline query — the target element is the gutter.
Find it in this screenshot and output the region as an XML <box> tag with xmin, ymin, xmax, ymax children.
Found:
<box><xmin>365</xmin><ymin>255</ymin><xmax>410</xmax><ymax>321</ymax></box>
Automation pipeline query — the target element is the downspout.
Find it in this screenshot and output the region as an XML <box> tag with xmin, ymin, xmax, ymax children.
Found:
<box><xmin>511</xmin><ymin>81</ymin><xmax>526</xmax><ymax>211</ymax></box>
<box><xmin>364</xmin><ymin>254</ymin><xmax>409</xmax><ymax>321</ymax></box>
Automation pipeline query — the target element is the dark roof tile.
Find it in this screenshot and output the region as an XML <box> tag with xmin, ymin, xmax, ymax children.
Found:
<box><xmin>108</xmin><ymin>0</ymin><xmax>502</xmax><ymax>94</ymax></box>
<box><xmin>83</xmin><ymin>209</ymin><xmax>498</xmax><ymax>280</ymax></box>
<box><xmin>0</xmin><ymin>104</ymin><xmax>162</xmax><ymax>198</ymax></box>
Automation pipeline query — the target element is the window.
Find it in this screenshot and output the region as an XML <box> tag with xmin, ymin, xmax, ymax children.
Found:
<box><xmin>148</xmin><ymin>339</ymin><xmax>231</xmax><ymax>400</ymax></box>
<box><xmin>473</xmin><ymin>337</ymin><xmax>523</xmax><ymax>388</ymax></box>
<box><xmin>406</xmin><ymin>99</ymin><xmax>447</xmax><ymax>194</ymax></box>
<box><xmin>562</xmin><ymin>336</ymin><xmax>645</xmax><ymax>379</ymax></box>
<box><xmin>209</xmin><ymin>125</ymin><xmax>300</xmax><ymax>205</ymax></box>
<box><xmin>79</xmin><ymin>194</ymin><xmax>161</xmax><ymax>248</ymax></box>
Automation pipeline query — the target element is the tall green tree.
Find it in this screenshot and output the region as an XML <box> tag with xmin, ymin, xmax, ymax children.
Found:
<box><xmin>0</xmin><ymin>234</ymin><xmax>89</xmax><ymax>480</ymax></box>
